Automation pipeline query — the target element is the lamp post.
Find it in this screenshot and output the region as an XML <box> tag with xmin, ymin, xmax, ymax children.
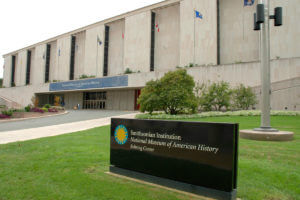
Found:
<box><xmin>240</xmin><ymin>1</ymin><xmax>294</xmax><ymax>141</ymax></box>
<box><xmin>253</xmin><ymin>0</ymin><xmax>282</xmax><ymax>132</ymax></box>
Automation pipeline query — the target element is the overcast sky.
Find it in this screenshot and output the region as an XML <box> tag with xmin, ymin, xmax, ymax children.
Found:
<box><xmin>0</xmin><ymin>0</ymin><xmax>163</xmax><ymax>78</ymax></box>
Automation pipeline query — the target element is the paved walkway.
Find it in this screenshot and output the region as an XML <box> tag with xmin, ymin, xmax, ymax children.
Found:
<box><xmin>0</xmin><ymin>112</ymin><xmax>137</xmax><ymax>145</ymax></box>
<box><xmin>0</xmin><ymin>110</ymin><xmax>134</xmax><ymax>132</ymax></box>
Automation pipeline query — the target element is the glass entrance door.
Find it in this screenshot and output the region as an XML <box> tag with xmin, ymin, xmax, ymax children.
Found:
<box><xmin>83</xmin><ymin>92</ymin><xmax>107</xmax><ymax>109</ymax></box>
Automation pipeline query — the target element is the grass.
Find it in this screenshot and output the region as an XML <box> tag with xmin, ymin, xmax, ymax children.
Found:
<box><xmin>0</xmin><ymin>116</ymin><xmax>299</xmax><ymax>200</ymax></box>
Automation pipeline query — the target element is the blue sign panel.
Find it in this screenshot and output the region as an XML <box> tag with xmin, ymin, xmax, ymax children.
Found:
<box><xmin>49</xmin><ymin>75</ymin><xmax>128</xmax><ymax>91</ymax></box>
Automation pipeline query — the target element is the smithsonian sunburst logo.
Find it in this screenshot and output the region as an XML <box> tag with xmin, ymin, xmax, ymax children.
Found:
<box><xmin>114</xmin><ymin>125</ymin><xmax>128</xmax><ymax>145</ymax></box>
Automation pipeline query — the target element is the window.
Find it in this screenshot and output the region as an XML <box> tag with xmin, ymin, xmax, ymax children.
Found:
<box><xmin>45</xmin><ymin>44</ymin><xmax>51</xmax><ymax>83</ymax></box>
<box><xmin>150</xmin><ymin>12</ymin><xmax>156</xmax><ymax>72</ymax></box>
<box><xmin>11</xmin><ymin>55</ymin><xmax>16</xmax><ymax>87</ymax></box>
<box><xmin>70</xmin><ymin>36</ymin><xmax>76</xmax><ymax>80</ymax></box>
<box><xmin>103</xmin><ymin>26</ymin><xmax>110</xmax><ymax>76</ymax></box>
<box><xmin>26</xmin><ymin>50</ymin><xmax>31</xmax><ymax>85</ymax></box>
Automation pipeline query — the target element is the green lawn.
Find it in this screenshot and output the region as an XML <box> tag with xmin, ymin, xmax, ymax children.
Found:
<box><xmin>0</xmin><ymin>116</ymin><xmax>299</xmax><ymax>200</ymax></box>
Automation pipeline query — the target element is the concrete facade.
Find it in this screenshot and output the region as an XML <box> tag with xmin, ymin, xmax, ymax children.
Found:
<box><xmin>84</xmin><ymin>25</ymin><xmax>105</xmax><ymax>77</ymax></box>
<box><xmin>64</xmin><ymin>92</ymin><xmax>83</xmax><ymax>109</ymax></box>
<box><xmin>3</xmin><ymin>56</ymin><xmax>11</xmax><ymax>87</ymax></box>
<box><xmin>108</xmin><ymin>20</ymin><xmax>125</xmax><ymax>76</ymax></box>
<box><xmin>107</xmin><ymin>90</ymin><xmax>135</xmax><ymax>111</ymax></box>
<box><xmin>56</xmin><ymin>36</ymin><xmax>71</xmax><ymax>81</ymax></box>
<box><xmin>49</xmin><ymin>41</ymin><xmax>58</xmax><ymax>82</ymax></box>
<box><xmin>219</xmin><ymin>0</ymin><xmax>300</xmax><ymax>64</ymax></box>
<box><xmin>123</xmin><ymin>11</ymin><xmax>151</xmax><ymax>73</ymax></box>
<box><xmin>1</xmin><ymin>0</ymin><xmax>299</xmax><ymax>111</ymax></box>
<box><xmin>220</xmin><ymin>0</ymin><xmax>259</xmax><ymax>64</ymax></box>
<box><xmin>74</xmin><ymin>31</ymin><xmax>86</xmax><ymax>79</ymax></box>
<box><xmin>32</xmin><ymin>44</ymin><xmax>45</xmax><ymax>85</ymax></box>
<box><xmin>179</xmin><ymin>0</ymin><xmax>217</xmax><ymax>66</ymax></box>
<box><xmin>154</xmin><ymin>4</ymin><xmax>180</xmax><ymax>71</ymax></box>
<box><xmin>15</xmin><ymin>51</ymin><xmax>26</xmax><ymax>86</ymax></box>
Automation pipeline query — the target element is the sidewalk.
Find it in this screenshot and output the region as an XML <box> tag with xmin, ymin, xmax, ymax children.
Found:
<box><xmin>0</xmin><ymin>113</ymin><xmax>137</xmax><ymax>145</ymax></box>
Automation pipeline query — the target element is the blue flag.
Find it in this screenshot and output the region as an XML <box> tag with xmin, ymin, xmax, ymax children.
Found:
<box><xmin>244</xmin><ymin>0</ymin><xmax>254</xmax><ymax>6</ymax></box>
<box><xmin>195</xmin><ymin>10</ymin><xmax>203</xmax><ymax>19</ymax></box>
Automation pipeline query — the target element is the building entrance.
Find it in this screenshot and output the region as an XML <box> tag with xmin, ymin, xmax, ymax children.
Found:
<box><xmin>83</xmin><ymin>92</ymin><xmax>106</xmax><ymax>109</ymax></box>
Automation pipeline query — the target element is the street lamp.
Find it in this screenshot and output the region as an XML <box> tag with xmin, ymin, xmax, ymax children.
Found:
<box><xmin>240</xmin><ymin>1</ymin><xmax>294</xmax><ymax>141</ymax></box>
<box><xmin>253</xmin><ymin>0</ymin><xmax>282</xmax><ymax>132</ymax></box>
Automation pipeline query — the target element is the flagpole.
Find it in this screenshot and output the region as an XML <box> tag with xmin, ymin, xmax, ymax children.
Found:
<box><xmin>96</xmin><ymin>36</ymin><xmax>98</xmax><ymax>77</ymax></box>
<box><xmin>194</xmin><ymin>9</ymin><xmax>196</xmax><ymax>65</ymax></box>
<box><xmin>122</xmin><ymin>30</ymin><xmax>124</xmax><ymax>73</ymax></box>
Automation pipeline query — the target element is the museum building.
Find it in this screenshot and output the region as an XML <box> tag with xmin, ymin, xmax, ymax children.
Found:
<box><xmin>1</xmin><ymin>0</ymin><xmax>299</xmax><ymax>110</ymax></box>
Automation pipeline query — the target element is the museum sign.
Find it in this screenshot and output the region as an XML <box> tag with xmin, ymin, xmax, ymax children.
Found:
<box><xmin>110</xmin><ymin>118</ymin><xmax>239</xmax><ymax>199</ymax></box>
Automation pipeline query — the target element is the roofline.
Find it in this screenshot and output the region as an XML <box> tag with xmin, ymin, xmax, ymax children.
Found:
<box><xmin>3</xmin><ymin>0</ymin><xmax>181</xmax><ymax>58</ymax></box>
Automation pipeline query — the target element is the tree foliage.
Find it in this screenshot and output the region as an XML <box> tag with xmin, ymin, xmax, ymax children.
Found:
<box><xmin>138</xmin><ymin>69</ymin><xmax>198</xmax><ymax>115</ymax></box>
<box><xmin>138</xmin><ymin>80</ymin><xmax>162</xmax><ymax>114</ymax></box>
<box><xmin>232</xmin><ymin>84</ymin><xmax>257</xmax><ymax>110</ymax></box>
<box><xmin>198</xmin><ymin>81</ymin><xmax>232</xmax><ymax>111</ymax></box>
<box><xmin>197</xmin><ymin>82</ymin><xmax>258</xmax><ymax>111</ymax></box>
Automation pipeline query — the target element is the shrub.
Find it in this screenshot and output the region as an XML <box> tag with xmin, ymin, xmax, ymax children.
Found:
<box><xmin>30</xmin><ymin>108</ymin><xmax>44</xmax><ymax>113</ymax></box>
<box><xmin>232</xmin><ymin>84</ymin><xmax>257</xmax><ymax>110</ymax></box>
<box><xmin>79</xmin><ymin>74</ymin><xmax>88</xmax><ymax>79</ymax></box>
<box><xmin>12</xmin><ymin>109</ymin><xmax>24</xmax><ymax>112</ymax></box>
<box><xmin>1</xmin><ymin>110</ymin><xmax>13</xmax><ymax>116</ymax></box>
<box><xmin>198</xmin><ymin>81</ymin><xmax>232</xmax><ymax>111</ymax></box>
<box><xmin>41</xmin><ymin>108</ymin><xmax>48</xmax><ymax>112</ymax></box>
<box><xmin>43</xmin><ymin>104</ymin><xmax>51</xmax><ymax>109</ymax></box>
<box><xmin>79</xmin><ymin>74</ymin><xmax>96</xmax><ymax>79</ymax></box>
<box><xmin>138</xmin><ymin>80</ymin><xmax>162</xmax><ymax>114</ymax></box>
<box><xmin>24</xmin><ymin>105</ymin><xmax>31</xmax><ymax>112</ymax></box>
<box><xmin>135</xmin><ymin>110</ymin><xmax>300</xmax><ymax>119</ymax></box>
<box><xmin>138</xmin><ymin>69</ymin><xmax>198</xmax><ymax>115</ymax></box>
<box><xmin>0</xmin><ymin>114</ymin><xmax>10</xmax><ymax>119</ymax></box>
<box><xmin>124</xmin><ymin>68</ymin><xmax>133</xmax><ymax>74</ymax></box>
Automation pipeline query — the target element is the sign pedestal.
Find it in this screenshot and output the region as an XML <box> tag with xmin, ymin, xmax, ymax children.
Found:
<box><xmin>109</xmin><ymin>166</ymin><xmax>237</xmax><ymax>200</ymax></box>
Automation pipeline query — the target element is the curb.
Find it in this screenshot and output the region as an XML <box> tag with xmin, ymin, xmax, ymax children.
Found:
<box><xmin>0</xmin><ymin>111</ymin><xmax>69</xmax><ymax>123</ymax></box>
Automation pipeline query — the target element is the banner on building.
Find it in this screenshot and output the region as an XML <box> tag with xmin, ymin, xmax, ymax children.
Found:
<box><xmin>49</xmin><ymin>75</ymin><xmax>128</xmax><ymax>91</ymax></box>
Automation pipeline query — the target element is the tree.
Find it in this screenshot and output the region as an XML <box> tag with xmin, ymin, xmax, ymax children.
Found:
<box><xmin>0</xmin><ymin>78</ymin><xmax>3</xmax><ymax>88</ymax></box>
<box><xmin>138</xmin><ymin>69</ymin><xmax>198</xmax><ymax>115</ymax></box>
<box><xmin>159</xmin><ymin>69</ymin><xmax>198</xmax><ymax>114</ymax></box>
<box><xmin>232</xmin><ymin>84</ymin><xmax>257</xmax><ymax>110</ymax></box>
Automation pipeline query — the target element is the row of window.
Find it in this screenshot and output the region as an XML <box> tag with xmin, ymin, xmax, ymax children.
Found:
<box><xmin>10</xmin><ymin>12</ymin><xmax>157</xmax><ymax>87</ymax></box>
<box><xmin>10</xmin><ymin>50</ymin><xmax>32</xmax><ymax>87</ymax></box>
